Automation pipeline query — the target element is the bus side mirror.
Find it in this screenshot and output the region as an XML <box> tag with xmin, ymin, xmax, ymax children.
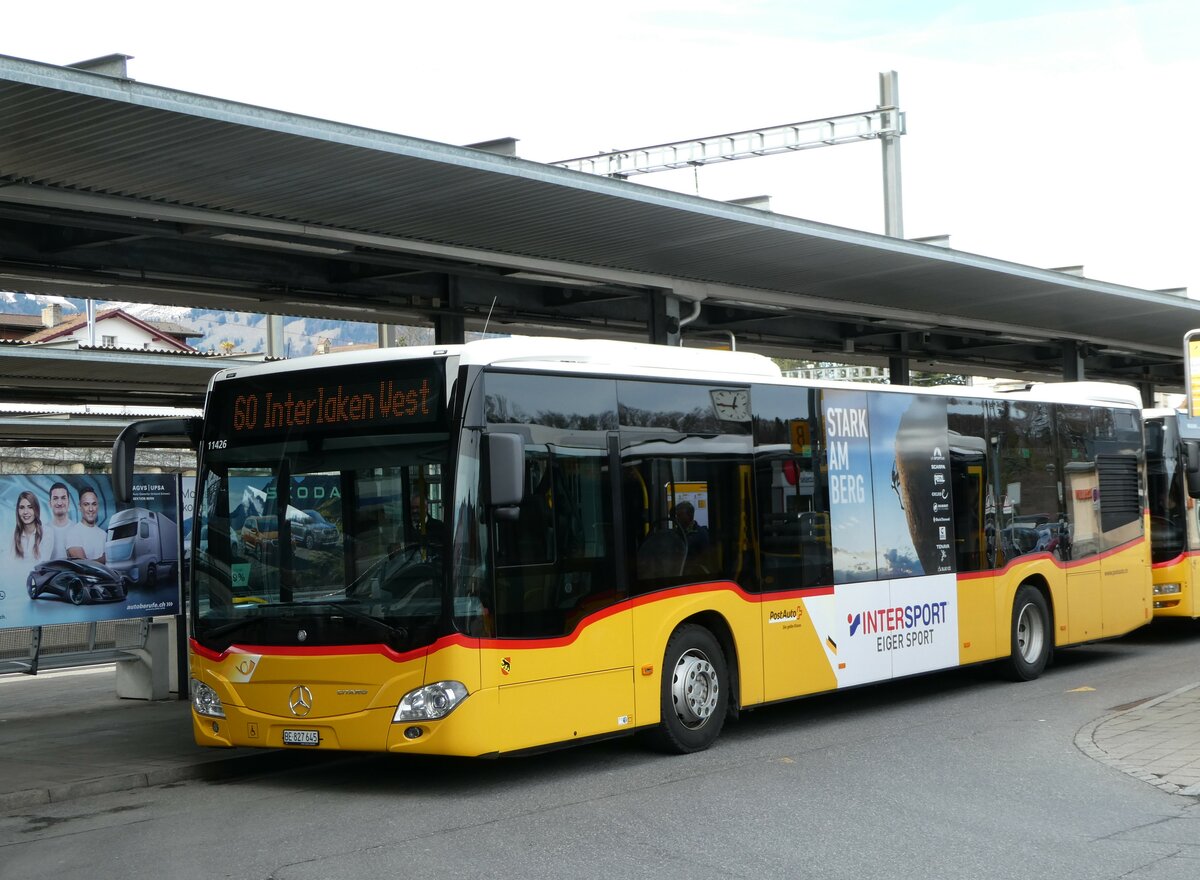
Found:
<box><xmin>488</xmin><ymin>432</ymin><xmax>525</xmax><ymax>520</ymax></box>
<box><xmin>1185</xmin><ymin>440</ymin><xmax>1200</xmax><ymax>498</ymax></box>
<box><xmin>112</xmin><ymin>418</ymin><xmax>203</xmax><ymax>504</ymax></box>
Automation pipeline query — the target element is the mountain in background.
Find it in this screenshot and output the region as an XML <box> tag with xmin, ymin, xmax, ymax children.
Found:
<box><xmin>0</xmin><ymin>291</ymin><xmax>431</xmax><ymax>356</ymax></box>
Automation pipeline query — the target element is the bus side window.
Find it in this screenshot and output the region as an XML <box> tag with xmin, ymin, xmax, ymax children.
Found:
<box><xmin>993</xmin><ymin>400</ymin><xmax>1060</xmax><ymax>562</ymax></box>
<box><xmin>1057</xmin><ymin>404</ymin><xmax>1099</xmax><ymax>561</ymax></box>
<box><xmin>751</xmin><ymin>385</ymin><xmax>830</xmax><ymax>591</ymax></box>
<box><xmin>484</xmin><ymin>371</ymin><xmax>620</xmax><ymax>638</ymax></box>
<box><xmin>948</xmin><ymin>399</ymin><xmax>988</xmax><ymax>573</ymax></box>
<box><xmin>618</xmin><ymin>379</ymin><xmax>754</xmax><ymax>595</ymax></box>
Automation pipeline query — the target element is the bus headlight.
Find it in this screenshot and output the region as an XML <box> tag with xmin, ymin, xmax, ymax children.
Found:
<box><xmin>191</xmin><ymin>680</ymin><xmax>226</xmax><ymax>718</ymax></box>
<box><xmin>1153</xmin><ymin>583</ymin><xmax>1182</xmax><ymax>595</ymax></box>
<box><xmin>394</xmin><ymin>681</ymin><xmax>469</xmax><ymax>722</ymax></box>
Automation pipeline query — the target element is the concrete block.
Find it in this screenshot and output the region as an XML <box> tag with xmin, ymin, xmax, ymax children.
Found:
<box><xmin>115</xmin><ymin>621</ymin><xmax>170</xmax><ymax>700</ymax></box>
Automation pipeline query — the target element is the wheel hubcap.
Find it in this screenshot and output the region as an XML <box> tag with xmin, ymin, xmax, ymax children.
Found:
<box><xmin>671</xmin><ymin>649</ymin><xmax>719</xmax><ymax>728</ymax></box>
<box><xmin>1016</xmin><ymin>602</ymin><xmax>1045</xmax><ymax>663</ymax></box>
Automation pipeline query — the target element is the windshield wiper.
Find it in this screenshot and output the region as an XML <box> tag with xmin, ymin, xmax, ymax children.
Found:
<box><xmin>311</xmin><ymin>601</ymin><xmax>410</xmax><ymax>642</ymax></box>
<box><xmin>201</xmin><ymin>601</ymin><xmax>408</xmax><ymax>642</ymax></box>
<box><xmin>200</xmin><ymin>618</ymin><xmax>267</xmax><ymax>644</ymax></box>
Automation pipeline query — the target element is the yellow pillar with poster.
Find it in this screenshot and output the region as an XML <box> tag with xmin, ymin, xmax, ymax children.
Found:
<box><xmin>1187</xmin><ymin>330</ymin><xmax>1200</xmax><ymax>419</ymax></box>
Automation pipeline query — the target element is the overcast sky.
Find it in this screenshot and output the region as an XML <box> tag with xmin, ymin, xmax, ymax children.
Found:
<box><xmin>2</xmin><ymin>0</ymin><xmax>1195</xmax><ymax>300</ymax></box>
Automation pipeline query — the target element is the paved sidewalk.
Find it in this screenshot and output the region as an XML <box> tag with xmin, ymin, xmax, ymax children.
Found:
<box><xmin>1076</xmin><ymin>682</ymin><xmax>1200</xmax><ymax>796</ymax></box>
<box><xmin>0</xmin><ymin>664</ymin><xmax>301</xmax><ymax>812</ymax></box>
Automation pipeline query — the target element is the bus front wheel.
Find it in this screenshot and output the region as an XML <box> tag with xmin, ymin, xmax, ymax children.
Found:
<box><xmin>647</xmin><ymin>624</ymin><xmax>728</xmax><ymax>754</ymax></box>
<box><xmin>1004</xmin><ymin>584</ymin><xmax>1051</xmax><ymax>681</ymax></box>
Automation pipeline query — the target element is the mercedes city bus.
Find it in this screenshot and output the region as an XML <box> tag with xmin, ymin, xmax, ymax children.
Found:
<box><xmin>114</xmin><ymin>337</ymin><xmax>1153</xmax><ymax>756</ymax></box>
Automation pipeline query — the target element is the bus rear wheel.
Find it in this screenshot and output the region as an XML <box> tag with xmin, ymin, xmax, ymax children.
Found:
<box><xmin>1004</xmin><ymin>584</ymin><xmax>1051</xmax><ymax>681</ymax></box>
<box><xmin>646</xmin><ymin>624</ymin><xmax>728</xmax><ymax>754</ymax></box>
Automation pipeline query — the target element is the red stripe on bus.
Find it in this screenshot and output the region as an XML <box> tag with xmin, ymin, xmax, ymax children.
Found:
<box><xmin>760</xmin><ymin>585</ymin><xmax>836</xmax><ymax>600</ymax></box>
<box><xmin>956</xmin><ymin>534</ymin><xmax>1148</xmax><ymax>581</ymax></box>
<box><xmin>190</xmin><ymin>638</ymin><xmax>434</xmax><ymax>664</ymax></box>
<box><xmin>1152</xmin><ymin>549</ymin><xmax>1199</xmax><ymax>569</ymax></box>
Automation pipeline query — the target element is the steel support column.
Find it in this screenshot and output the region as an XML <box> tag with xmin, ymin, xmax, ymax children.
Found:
<box><xmin>1137</xmin><ymin>380</ymin><xmax>1156</xmax><ymax>409</ymax></box>
<box><xmin>1062</xmin><ymin>340</ymin><xmax>1086</xmax><ymax>381</ymax></box>
<box><xmin>880</xmin><ymin>71</ymin><xmax>904</xmax><ymax>238</ymax></box>
<box><xmin>434</xmin><ymin>276</ymin><xmax>466</xmax><ymax>345</ymax></box>
<box><xmin>648</xmin><ymin>291</ymin><xmax>681</xmax><ymax>346</ymax></box>
<box><xmin>266</xmin><ymin>314</ymin><xmax>285</xmax><ymax>358</ymax></box>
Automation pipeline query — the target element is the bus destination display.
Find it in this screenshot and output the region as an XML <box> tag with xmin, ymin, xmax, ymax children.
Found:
<box><xmin>219</xmin><ymin>364</ymin><xmax>443</xmax><ymax>439</ymax></box>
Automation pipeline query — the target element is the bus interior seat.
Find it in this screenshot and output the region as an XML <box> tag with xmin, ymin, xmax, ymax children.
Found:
<box><xmin>637</xmin><ymin>527</ymin><xmax>687</xmax><ymax>579</ymax></box>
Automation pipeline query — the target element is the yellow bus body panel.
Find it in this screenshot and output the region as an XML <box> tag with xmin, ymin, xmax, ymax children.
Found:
<box><xmin>1101</xmin><ymin>539</ymin><xmax>1153</xmax><ymax>635</ymax></box>
<box><xmin>955</xmin><ymin>572</ymin><xmax>998</xmax><ymax>665</ymax></box>
<box><xmin>760</xmin><ymin>592</ymin><xmax>838</xmax><ymax>703</ymax></box>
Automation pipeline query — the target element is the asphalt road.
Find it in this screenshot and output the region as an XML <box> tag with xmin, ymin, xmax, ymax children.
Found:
<box><xmin>2</xmin><ymin>621</ymin><xmax>1199</xmax><ymax>880</ymax></box>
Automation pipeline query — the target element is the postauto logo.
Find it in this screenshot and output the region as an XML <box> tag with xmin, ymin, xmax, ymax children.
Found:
<box><xmin>848</xmin><ymin>601</ymin><xmax>949</xmax><ymax>650</ymax></box>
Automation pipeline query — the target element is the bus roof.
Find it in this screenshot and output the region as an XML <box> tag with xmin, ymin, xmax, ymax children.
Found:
<box><xmin>208</xmin><ymin>336</ymin><xmax>1143</xmax><ymax>409</ymax></box>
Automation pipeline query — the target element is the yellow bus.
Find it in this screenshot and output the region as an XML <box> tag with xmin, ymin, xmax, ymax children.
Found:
<box><xmin>115</xmin><ymin>338</ymin><xmax>1152</xmax><ymax>756</ymax></box>
<box><xmin>1145</xmin><ymin>409</ymin><xmax>1200</xmax><ymax>617</ymax></box>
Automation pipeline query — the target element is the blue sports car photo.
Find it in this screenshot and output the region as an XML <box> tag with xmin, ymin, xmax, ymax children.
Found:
<box><xmin>27</xmin><ymin>559</ymin><xmax>128</xmax><ymax>605</ymax></box>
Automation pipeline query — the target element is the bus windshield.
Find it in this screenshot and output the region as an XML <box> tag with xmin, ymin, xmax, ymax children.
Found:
<box><xmin>1146</xmin><ymin>417</ymin><xmax>1188</xmax><ymax>564</ymax></box>
<box><xmin>192</xmin><ymin>358</ymin><xmax>450</xmax><ymax>653</ymax></box>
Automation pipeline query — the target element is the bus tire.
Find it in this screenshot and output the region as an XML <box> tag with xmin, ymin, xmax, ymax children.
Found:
<box><xmin>1004</xmin><ymin>584</ymin><xmax>1051</xmax><ymax>681</ymax></box>
<box><xmin>647</xmin><ymin>624</ymin><xmax>728</xmax><ymax>754</ymax></box>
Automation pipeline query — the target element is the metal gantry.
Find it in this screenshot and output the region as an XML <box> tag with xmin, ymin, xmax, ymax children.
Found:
<box><xmin>553</xmin><ymin>71</ymin><xmax>907</xmax><ymax>240</ymax></box>
<box><xmin>554</xmin><ymin>104</ymin><xmax>905</xmax><ymax>178</ymax></box>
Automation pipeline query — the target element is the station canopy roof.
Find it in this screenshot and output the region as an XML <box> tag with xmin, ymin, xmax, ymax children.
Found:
<box><xmin>1</xmin><ymin>51</ymin><xmax>1197</xmax><ymax>409</ymax></box>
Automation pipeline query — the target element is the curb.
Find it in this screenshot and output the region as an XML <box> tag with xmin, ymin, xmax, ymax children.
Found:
<box><xmin>0</xmin><ymin>748</ymin><xmax>350</xmax><ymax>813</ymax></box>
<box><xmin>1074</xmin><ymin>681</ymin><xmax>1200</xmax><ymax>797</ymax></box>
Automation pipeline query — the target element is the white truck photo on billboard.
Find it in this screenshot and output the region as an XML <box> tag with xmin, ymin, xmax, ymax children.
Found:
<box><xmin>105</xmin><ymin>506</ymin><xmax>179</xmax><ymax>588</ymax></box>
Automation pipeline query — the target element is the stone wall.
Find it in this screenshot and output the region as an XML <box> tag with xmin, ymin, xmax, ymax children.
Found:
<box><xmin>0</xmin><ymin>446</ymin><xmax>196</xmax><ymax>475</ymax></box>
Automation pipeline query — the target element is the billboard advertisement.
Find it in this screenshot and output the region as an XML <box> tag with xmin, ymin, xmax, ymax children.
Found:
<box><xmin>0</xmin><ymin>473</ymin><xmax>182</xmax><ymax>631</ymax></box>
<box><xmin>814</xmin><ymin>390</ymin><xmax>960</xmax><ymax>685</ymax></box>
<box><xmin>823</xmin><ymin>389</ymin><xmax>956</xmax><ymax>582</ymax></box>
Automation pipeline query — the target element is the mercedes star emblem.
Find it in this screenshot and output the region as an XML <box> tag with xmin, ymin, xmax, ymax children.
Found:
<box><xmin>288</xmin><ymin>685</ymin><xmax>314</xmax><ymax>717</ymax></box>
<box><xmin>297</xmin><ymin>628</ymin><xmax>308</xmax><ymax>642</ymax></box>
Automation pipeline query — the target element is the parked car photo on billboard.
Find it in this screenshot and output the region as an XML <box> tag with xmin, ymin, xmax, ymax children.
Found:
<box><xmin>238</xmin><ymin>514</ymin><xmax>278</xmax><ymax>559</ymax></box>
<box><xmin>27</xmin><ymin>558</ymin><xmax>127</xmax><ymax>605</ymax></box>
<box><xmin>288</xmin><ymin>508</ymin><xmax>340</xmax><ymax>549</ymax></box>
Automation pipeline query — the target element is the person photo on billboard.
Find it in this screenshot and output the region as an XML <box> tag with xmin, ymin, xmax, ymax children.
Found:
<box><xmin>66</xmin><ymin>486</ymin><xmax>107</xmax><ymax>562</ymax></box>
<box><xmin>10</xmin><ymin>489</ymin><xmax>48</xmax><ymax>571</ymax></box>
<box><xmin>46</xmin><ymin>481</ymin><xmax>75</xmax><ymax>561</ymax></box>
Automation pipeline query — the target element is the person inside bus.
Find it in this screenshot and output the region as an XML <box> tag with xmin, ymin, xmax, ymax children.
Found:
<box><xmin>673</xmin><ymin>501</ymin><xmax>710</xmax><ymax>570</ymax></box>
<box><xmin>408</xmin><ymin>489</ymin><xmax>446</xmax><ymax>548</ymax></box>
